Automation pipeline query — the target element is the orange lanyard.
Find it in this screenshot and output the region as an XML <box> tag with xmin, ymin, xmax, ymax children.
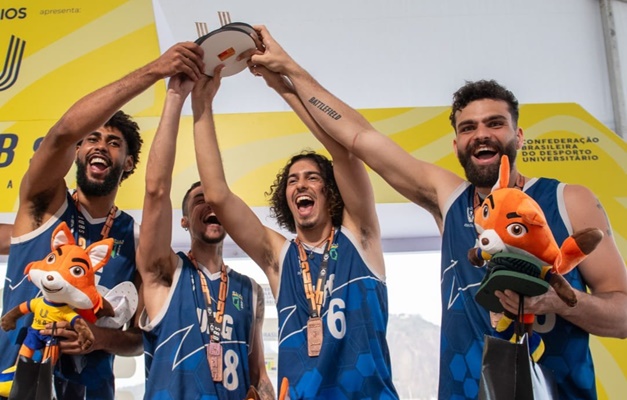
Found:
<box><xmin>71</xmin><ymin>191</ymin><xmax>117</xmax><ymax>240</ymax></box>
<box><xmin>295</xmin><ymin>228</ymin><xmax>335</xmax><ymax>318</ymax></box>
<box><xmin>187</xmin><ymin>252</ymin><xmax>228</xmax><ymax>343</ymax></box>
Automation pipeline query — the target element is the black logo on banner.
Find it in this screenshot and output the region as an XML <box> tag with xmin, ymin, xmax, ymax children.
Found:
<box><xmin>0</xmin><ymin>35</ymin><xmax>26</xmax><ymax>91</ymax></box>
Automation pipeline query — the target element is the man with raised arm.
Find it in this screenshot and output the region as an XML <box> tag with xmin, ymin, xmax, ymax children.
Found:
<box><xmin>0</xmin><ymin>42</ymin><xmax>204</xmax><ymax>399</ymax></box>
<box><xmin>190</xmin><ymin>58</ymin><xmax>398</xmax><ymax>397</ymax></box>
<box><xmin>249</xmin><ymin>26</ymin><xmax>627</xmax><ymax>399</ymax></box>
<box><xmin>136</xmin><ymin>71</ymin><xmax>274</xmax><ymax>399</ymax></box>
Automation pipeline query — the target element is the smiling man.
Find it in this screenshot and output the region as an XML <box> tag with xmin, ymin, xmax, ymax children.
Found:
<box><xmin>191</xmin><ymin>48</ymin><xmax>398</xmax><ymax>398</ymax></box>
<box><xmin>0</xmin><ymin>41</ymin><xmax>205</xmax><ymax>400</ymax></box>
<box><xmin>136</xmin><ymin>74</ymin><xmax>273</xmax><ymax>400</ymax></box>
<box><xmin>246</xmin><ymin>43</ymin><xmax>627</xmax><ymax>400</ymax></box>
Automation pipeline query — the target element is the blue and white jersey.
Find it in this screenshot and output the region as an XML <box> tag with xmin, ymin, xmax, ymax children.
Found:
<box><xmin>439</xmin><ymin>178</ymin><xmax>596</xmax><ymax>399</ymax></box>
<box><xmin>276</xmin><ymin>227</ymin><xmax>398</xmax><ymax>400</ymax></box>
<box><xmin>140</xmin><ymin>253</ymin><xmax>257</xmax><ymax>400</ymax></box>
<box><xmin>1</xmin><ymin>191</ymin><xmax>137</xmax><ymax>400</ymax></box>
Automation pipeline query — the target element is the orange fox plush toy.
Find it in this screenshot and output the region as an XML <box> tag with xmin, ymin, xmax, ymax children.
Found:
<box><xmin>468</xmin><ymin>155</ymin><xmax>603</xmax><ymax>360</ymax></box>
<box><xmin>1</xmin><ymin>221</ymin><xmax>113</xmax><ymax>364</ymax></box>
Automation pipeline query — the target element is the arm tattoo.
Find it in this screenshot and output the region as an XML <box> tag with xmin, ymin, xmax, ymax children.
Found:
<box><xmin>257</xmin><ymin>377</ymin><xmax>276</xmax><ymax>400</ymax></box>
<box><xmin>308</xmin><ymin>97</ymin><xmax>342</xmax><ymax>120</ymax></box>
<box><xmin>256</xmin><ymin>284</ymin><xmax>265</xmax><ymax>324</ymax></box>
<box><xmin>597</xmin><ymin>199</ymin><xmax>613</xmax><ymax>237</ymax></box>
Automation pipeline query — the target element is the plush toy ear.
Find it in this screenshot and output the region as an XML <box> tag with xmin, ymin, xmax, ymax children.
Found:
<box><xmin>51</xmin><ymin>221</ymin><xmax>75</xmax><ymax>250</ymax></box>
<box><xmin>85</xmin><ymin>238</ymin><xmax>113</xmax><ymax>272</ymax></box>
<box><xmin>24</xmin><ymin>261</ymin><xmax>36</xmax><ymax>277</ymax></box>
<box><xmin>492</xmin><ymin>155</ymin><xmax>510</xmax><ymax>191</ymax></box>
<box><xmin>517</xmin><ymin>197</ymin><xmax>547</xmax><ymax>227</ymax></box>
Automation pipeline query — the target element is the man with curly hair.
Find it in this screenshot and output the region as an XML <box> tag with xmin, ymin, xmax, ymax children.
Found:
<box><xmin>0</xmin><ymin>42</ymin><xmax>205</xmax><ymax>399</ymax></box>
<box><xmin>247</xmin><ymin>25</ymin><xmax>627</xmax><ymax>400</ymax></box>
<box><xmin>191</xmin><ymin>56</ymin><xmax>398</xmax><ymax>397</ymax></box>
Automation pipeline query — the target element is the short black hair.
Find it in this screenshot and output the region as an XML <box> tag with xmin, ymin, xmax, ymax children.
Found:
<box><xmin>266</xmin><ymin>151</ymin><xmax>343</xmax><ymax>233</ymax></box>
<box><xmin>105</xmin><ymin>110</ymin><xmax>143</xmax><ymax>181</ymax></box>
<box><xmin>449</xmin><ymin>80</ymin><xmax>519</xmax><ymax>132</ymax></box>
<box><xmin>182</xmin><ymin>181</ymin><xmax>202</xmax><ymax>217</ymax></box>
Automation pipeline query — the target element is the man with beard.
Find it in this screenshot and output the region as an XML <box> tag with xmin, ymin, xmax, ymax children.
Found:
<box><xmin>192</xmin><ymin>53</ymin><xmax>398</xmax><ymax>398</ymax></box>
<box><xmin>136</xmin><ymin>72</ymin><xmax>274</xmax><ymax>399</ymax></box>
<box><xmin>0</xmin><ymin>42</ymin><xmax>205</xmax><ymax>399</ymax></box>
<box><xmin>247</xmin><ymin>29</ymin><xmax>627</xmax><ymax>400</ymax></box>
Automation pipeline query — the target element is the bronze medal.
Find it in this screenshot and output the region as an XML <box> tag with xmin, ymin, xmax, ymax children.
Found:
<box><xmin>207</xmin><ymin>342</ymin><xmax>223</xmax><ymax>381</ymax></box>
<box><xmin>307</xmin><ymin>317</ymin><xmax>323</xmax><ymax>357</ymax></box>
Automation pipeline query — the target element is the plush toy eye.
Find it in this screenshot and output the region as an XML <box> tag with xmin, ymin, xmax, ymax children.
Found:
<box><xmin>70</xmin><ymin>266</ymin><xmax>86</xmax><ymax>277</ymax></box>
<box><xmin>481</xmin><ymin>204</ymin><xmax>489</xmax><ymax>219</ymax></box>
<box><xmin>507</xmin><ymin>223</ymin><xmax>527</xmax><ymax>237</ymax></box>
<box><xmin>46</xmin><ymin>254</ymin><xmax>56</xmax><ymax>264</ymax></box>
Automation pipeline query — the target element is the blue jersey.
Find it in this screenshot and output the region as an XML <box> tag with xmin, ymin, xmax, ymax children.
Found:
<box><xmin>439</xmin><ymin>178</ymin><xmax>596</xmax><ymax>399</ymax></box>
<box><xmin>140</xmin><ymin>253</ymin><xmax>257</xmax><ymax>400</ymax></box>
<box><xmin>277</xmin><ymin>227</ymin><xmax>398</xmax><ymax>400</ymax></box>
<box><xmin>1</xmin><ymin>192</ymin><xmax>137</xmax><ymax>400</ymax></box>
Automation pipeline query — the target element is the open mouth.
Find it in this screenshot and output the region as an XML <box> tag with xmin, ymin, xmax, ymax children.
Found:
<box><xmin>88</xmin><ymin>154</ymin><xmax>111</xmax><ymax>173</ymax></box>
<box><xmin>473</xmin><ymin>145</ymin><xmax>498</xmax><ymax>161</ymax></box>
<box><xmin>295</xmin><ymin>195</ymin><xmax>314</xmax><ymax>215</ymax></box>
<box><xmin>202</xmin><ymin>214</ymin><xmax>221</xmax><ymax>225</ymax></box>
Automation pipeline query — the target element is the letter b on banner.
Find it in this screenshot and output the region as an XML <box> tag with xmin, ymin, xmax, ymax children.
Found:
<box><xmin>0</xmin><ymin>133</ymin><xmax>18</xmax><ymax>167</ymax></box>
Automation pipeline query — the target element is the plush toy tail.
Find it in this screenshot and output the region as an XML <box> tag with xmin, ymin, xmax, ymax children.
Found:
<box><xmin>541</xmin><ymin>267</ymin><xmax>577</xmax><ymax>307</ymax></box>
<box><xmin>495</xmin><ymin>314</ymin><xmax>545</xmax><ymax>362</ymax></box>
<box><xmin>278</xmin><ymin>377</ymin><xmax>290</xmax><ymax>400</ymax></box>
<box><xmin>554</xmin><ymin>228</ymin><xmax>603</xmax><ymax>275</ymax></box>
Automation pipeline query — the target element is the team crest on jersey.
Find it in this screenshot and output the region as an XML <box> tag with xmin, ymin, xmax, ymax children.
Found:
<box><xmin>329</xmin><ymin>243</ymin><xmax>338</xmax><ymax>260</ymax></box>
<box><xmin>111</xmin><ymin>239</ymin><xmax>124</xmax><ymax>258</ymax></box>
<box><xmin>232</xmin><ymin>291</ymin><xmax>243</xmax><ymax>311</ymax></box>
<box><xmin>464</xmin><ymin>207</ymin><xmax>475</xmax><ymax>228</ymax></box>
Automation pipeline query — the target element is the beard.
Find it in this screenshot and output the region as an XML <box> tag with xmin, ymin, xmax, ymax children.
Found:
<box><xmin>76</xmin><ymin>159</ymin><xmax>122</xmax><ymax>197</ymax></box>
<box><xmin>458</xmin><ymin>138</ymin><xmax>518</xmax><ymax>188</ymax></box>
<box><xmin>200</xmin><ymin>230</ymin><xmax>227</xmax><ymax>244</ymax></box>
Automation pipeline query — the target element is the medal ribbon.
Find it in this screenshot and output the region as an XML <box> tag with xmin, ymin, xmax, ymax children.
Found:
<box><xmin>187</xmin><ymin>251</ymin><xmax>228</xmax><ymax>343</ymax></box>
<box><xmin>295</xmin><ymin>228</ymin><xmax>335</xmax><ymax>318</ymax></box>
<box><xmin>71</xmin><ymin>191</ymin><xmax>117</xmax><ymax>240</ymax></box>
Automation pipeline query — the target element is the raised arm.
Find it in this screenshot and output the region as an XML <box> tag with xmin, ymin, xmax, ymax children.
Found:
<box><xmin>251</xmin><ymin>65</ymin><xmax>384</xmax><ymax>274</ymax></box>
<box><xmin>248</xmin><ymin>283</ymin><xmax>275</xmax><ymax>400</ymax></box>
<box><xmin>15</xmin><ymin>42</ymin><xmax>205</xmax><ymax>233</ymax></box>
<box><xmin>251</xmin><ymin>26</ymin><xmax>462</xmax><ymax>229</ymax></box>
<box><xmin>191</xmin><ymin>69</ymin><xmax>285</xmax><ymax>294</ymax></box>
<box><xmin>0</xmin><ymin>223</ymin><xmax>11</xmax><ymax>255</ymax></box>
<box><xmin>137</xmin><ymin>74</ymin><xmax>194</xmax><ymax>320</ymax></box>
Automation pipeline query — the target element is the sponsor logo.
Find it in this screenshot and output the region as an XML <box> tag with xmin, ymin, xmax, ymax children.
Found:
<box><xmin>0</xmin><ymin>8</ymin><xmax>27</xmax><ymax>20</ymax></box>
<box><xmin>0</xmin><ymin>35</ymin><xmax>26</xmax><ymax>91</ymax></box>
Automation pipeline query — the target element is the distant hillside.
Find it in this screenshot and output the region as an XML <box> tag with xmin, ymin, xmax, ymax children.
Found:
<box><xmin>388</xmin><ymin>314</ymin><xmax>440</xmax><ymax>400</ymax></box>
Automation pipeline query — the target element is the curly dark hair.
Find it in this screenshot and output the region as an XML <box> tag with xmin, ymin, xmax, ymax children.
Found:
<box><xmin>449</xmin><ymin>80</ymin><xmax>519</xmax><ymax>132</ymax></box>
<box><xmin>266</xmin><ymin>151</ymin><xmax>344</xmax><ymax>233</ymax></box>
<box><xmin>105</xmin><ymin>110</ymin><xmax>143</xmax><ymax>182</ymax></box>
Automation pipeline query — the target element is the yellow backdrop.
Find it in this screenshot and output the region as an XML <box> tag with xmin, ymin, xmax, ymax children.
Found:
<box><xmin>0</xmin><ymin>0</ymin><xmax>625</xmax><ymax>397</ymax></box>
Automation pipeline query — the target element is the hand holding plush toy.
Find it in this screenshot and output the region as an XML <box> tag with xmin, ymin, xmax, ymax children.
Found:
<box><xmin>468</xmin><ymin>155</ymin><xmax>603</xmax><ymax>360</ymax></box>
<box><xmin>1</xmin><ymin>221</ymin><xmax>113</xmax><ymax>363</ymax></box>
